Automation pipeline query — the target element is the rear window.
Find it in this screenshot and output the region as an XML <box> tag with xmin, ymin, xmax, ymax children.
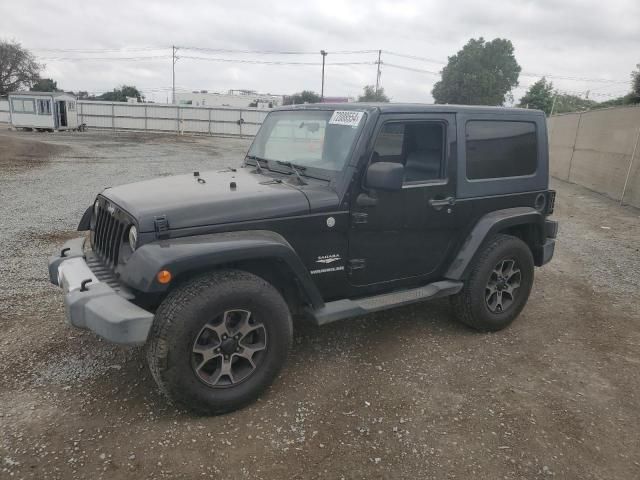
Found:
<box><xmin>466</xmin><ymin>120</ymin><xmax>537</xmax><ymax>180</ymax></box>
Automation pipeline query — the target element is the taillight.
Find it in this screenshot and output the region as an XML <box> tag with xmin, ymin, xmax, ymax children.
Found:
<box><xmin>547</xmin><ymin>190</ymin><xmax>556</xmax><ymax>215</ymax></box>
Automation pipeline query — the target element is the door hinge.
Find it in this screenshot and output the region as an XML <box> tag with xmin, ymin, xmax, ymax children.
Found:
<box><xmin>348</xmin><ymin>259</ymin><xmax>366</xmax><ymax>273</ymax></box>
<box><xmin>154</xmin><ymin>215</ymin><xmax>170</xmax><ymax>239</ymax></box>
<box><xmin>351</xmin><ymin>212</ymin><xmax>368</xmax><ymax>225</ymax></box>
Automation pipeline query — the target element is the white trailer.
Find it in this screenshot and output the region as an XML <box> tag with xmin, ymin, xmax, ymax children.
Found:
<box><xmin>8</xmin><ymin>91</ymin><xmax>79</xmax><ymax>131</ymax></box>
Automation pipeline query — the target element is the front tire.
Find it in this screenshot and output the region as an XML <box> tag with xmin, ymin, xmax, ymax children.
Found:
<box><xmin>147</xmin><ymin>270</ymin><xmax>292</xmax><ymax>415</ymax></box>
<box><xmin>451</xmin><ymin>234</ymin><xmax>534</xmax><ymax>332</ymax></box>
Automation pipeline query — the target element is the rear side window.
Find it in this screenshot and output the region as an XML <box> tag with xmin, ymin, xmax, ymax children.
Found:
<box><xmin>466</xmin><ymin>120</ymin><xmax>537</xmax><ymax>179</ymax></box>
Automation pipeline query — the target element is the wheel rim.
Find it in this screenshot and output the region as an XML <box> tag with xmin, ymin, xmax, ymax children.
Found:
<box><xmin>485</xmin><ymin>258</ymin><xmax>521</xmax><ymax>314</ymax></box>
<box><xmin>191</xmin><ymin>309</ymin><xmax>267</xmax><ymax>388</ymax></box>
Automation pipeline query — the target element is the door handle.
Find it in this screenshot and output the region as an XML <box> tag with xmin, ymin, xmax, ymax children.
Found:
<box><xmin>429</xmin><ymin>197</ymin><xmax>456</xmax><ymax>210</ymax></box>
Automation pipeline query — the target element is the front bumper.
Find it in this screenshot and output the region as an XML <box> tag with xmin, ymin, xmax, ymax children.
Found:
<box><xmin>48</xmin><ymin>237</ymin><xmax>154</xmax><ymax>345</ymax></box>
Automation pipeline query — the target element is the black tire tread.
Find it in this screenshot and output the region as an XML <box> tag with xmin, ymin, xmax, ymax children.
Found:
<box><xmin>451</xmin><ymin>234</ymin><xmax>533</xmax><ymax>332</ymax></box>
<box><xmin>147</xmin><ymin>269</ymin><xmax>292</xmax><ymax>415</ymax></box>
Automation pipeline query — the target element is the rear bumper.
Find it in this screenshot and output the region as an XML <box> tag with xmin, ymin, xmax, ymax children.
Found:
<box><xmin>48</xmin><ymin>237</ymin><xmax>154</xmax><ymax>345</ymax></box>
<box><xmin>537</xmin><ymin>239</ymin><xmax>555</xmax><ymax>265</ymax></box>
<box><xmin>534</xmin><ymin>219</ymin><xmax>558</xmax><ymax>266</ymax></box>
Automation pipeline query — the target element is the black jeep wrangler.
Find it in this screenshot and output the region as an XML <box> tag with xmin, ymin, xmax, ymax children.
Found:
<box><xmin>49</xmin><ymin>104</ymin><xmax>557</xmax><ymax>414</ymax></box>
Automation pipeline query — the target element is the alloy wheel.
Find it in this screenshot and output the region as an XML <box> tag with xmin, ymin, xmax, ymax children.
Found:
<box><xmin>485</xmin><ymin>258</ymin><xmax>521</xmax><ymax>313</ymax></box>
<box><xmin>191</xmin><ymin>309</ymin><xmax>267</xmax><ymax>387</ymax></box>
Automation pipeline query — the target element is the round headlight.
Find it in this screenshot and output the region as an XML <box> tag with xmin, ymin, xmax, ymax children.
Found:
<box><xmin>128</xmin><ymin>226</ymin><xmax>138</xmax><ymax>251</ymax></box>
<box><xmin>93</xmin><ymin>199</ymin><xmax>100</xmax><ymax>216</ymax></box>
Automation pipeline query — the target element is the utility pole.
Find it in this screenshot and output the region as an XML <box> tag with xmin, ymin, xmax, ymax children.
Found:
<box><xmin>172</xmin><ymin>46</ymin><xmax>179</xmax><ymax>105</ymax></box>
<box><xmin>375</xmin><ymin>49</ymin><xmax>382</xmax><ymax>94</ymax></box>
<box><xmin>320</xmin><ymin>50</ymin><xmax>327</xmax><ymax>101</ymax></box>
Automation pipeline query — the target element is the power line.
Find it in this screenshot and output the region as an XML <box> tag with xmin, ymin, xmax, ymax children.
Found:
<box><xmin>39</xmin><ymin>55</ymin><xmax>170</xmax><ymax>61</ymax></box>
<box><xmin>383</xmin><ymin>62</ymin><xmax>440</xmax><ymax>75</ymax></box>
<box><xmin>179</xmin><ymin>56</ymin><xmax>375</xmax><ymax>66</ymax></box>
<box><xmin>383</xmin><ymin>50</ymin><xmax>446</xmax><ymax>65</ymax></box>
<box><xmin>178</xmin><ymin>46</ymin><xmax>378</xmax><ymax>55</ymax></box>
<box><xmin>382</xmin><ymin>49</ymin><xmax>632</xmax><ymax>85</ymax></box>
<box><xmin>32</xmin><ymin>46</ymin><xmax>168</xmax><ymax>53</ymax></box>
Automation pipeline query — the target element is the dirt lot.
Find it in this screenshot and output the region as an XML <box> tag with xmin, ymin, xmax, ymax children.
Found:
<box><xmin>0</xmin><ymin>128</ymin><xmax>639</xmax><ymax>480</ymax></box>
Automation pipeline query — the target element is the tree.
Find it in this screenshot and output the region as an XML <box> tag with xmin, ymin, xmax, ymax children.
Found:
<box><xmin>591</xmin><ymin>96</ymin><xmax>627</xmax><ymax>110</ymax></box>
<box><xmin>283</xmin><ymin>90</ymin><xmax>321</xmax><ymax>105</ymax></box>
<box><xmin>629</xmin><ymin>64</ymin><xmax>640</xmax><ymax>104</ymax></box>
<box><xmin>75</xmin><ymin>91</ymin><xmax>93</xmax><ymax>100</ymax></box>
<box><xmin>358</xmin><ymin>85</ymin><xmax>390</xmax><ymax>102</ymax></box>
<box><xmin>553</xmin><ymin>94</ymin><xmax>597</xmax><ymax>114</ymax></box>
<box><xmin>518</xmin><ymin>77</ymin><xmax>555</xmax><ymax>114</ymax></box>
<box><xmin>0</xmin><ymin>40</ymin><xmax>42</xmax><ymax>95</ymax></box>
<box><xmin>97</xmin><ymin>85</ymin><xmax>143</xmax><ymax>102</ymax></box>
<box><xmin>31</xmin><ymin>77</ymin><xmax>58</xmax><ymax>92</ymax></box>
<box><xmin>432</xmin><ymin>37</ymin><xmax>521</xmax><ymax>106</ymax></box>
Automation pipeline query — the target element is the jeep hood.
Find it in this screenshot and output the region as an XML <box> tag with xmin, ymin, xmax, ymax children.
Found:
<box><xmin>101</xmin><ymin>168</ymin><xmax>310</xmax><ymax>232</ymax></box>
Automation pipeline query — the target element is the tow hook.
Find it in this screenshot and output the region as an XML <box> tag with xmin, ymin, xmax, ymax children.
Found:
<box><xmin>80</xmin><ymin>279</ymin><xmax>93</xmax><ymax>292</ymax></box>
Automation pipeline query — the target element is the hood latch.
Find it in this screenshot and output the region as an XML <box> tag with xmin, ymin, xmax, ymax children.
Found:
<box><xmin>154</xmin><ymin>215</ymin><xmax>170</xmax><ymax>239</ymax></box>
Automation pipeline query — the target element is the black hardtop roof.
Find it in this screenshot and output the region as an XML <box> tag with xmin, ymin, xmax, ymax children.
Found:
<box><xmin>273</xmin><ymin>102</ymin><xmax>544</xmax><ymax>116</ymax></box>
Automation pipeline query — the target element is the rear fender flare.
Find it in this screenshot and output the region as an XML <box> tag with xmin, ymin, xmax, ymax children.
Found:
<box><xmin>445</xmin><ymin>207</ymin><xmax>544</xmax><ymax>280</ymax></box>
<box><xmin>120</xmin><ymin>230</ymin><xmax>324</xmax><ymax>309</ymax></box>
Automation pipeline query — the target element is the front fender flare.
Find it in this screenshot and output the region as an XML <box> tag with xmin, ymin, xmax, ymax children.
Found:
<box><xmin>445</xmin><ymin>207</ymin><xmax>544</xmax><ymax>280</ymax></box>
<box><xmin>120</xmin><ymin>230</ymin><xmax>324</xmax><ymax>309</ymax></box>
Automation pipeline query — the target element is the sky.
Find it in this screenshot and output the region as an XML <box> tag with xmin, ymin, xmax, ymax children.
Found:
<box><xmin>1</xmin><ymin>0</ymin><xmax>638</xmax><ymax>104</ymax></box>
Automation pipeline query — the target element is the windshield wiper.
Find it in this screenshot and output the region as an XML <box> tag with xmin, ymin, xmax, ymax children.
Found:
<box><xmin>245</xmin><ymin>155</ymin><xmax>267</xmax><ymax>174</ymax></box>
<box><xmin>276</xmin><ymin>161</ymin><xmax>308</xmax><ymax>185</ymax></box>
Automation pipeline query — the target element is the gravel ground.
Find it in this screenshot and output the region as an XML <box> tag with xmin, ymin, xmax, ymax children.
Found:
<box><xmin>0</xmin><ymin>129</ymin><xmax>639</xmax><ymax>479</ymax></box>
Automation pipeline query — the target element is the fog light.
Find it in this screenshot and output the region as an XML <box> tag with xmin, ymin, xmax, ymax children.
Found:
<box><xmin>157</xmin><ymin>270</ymin><xmax>172</xmax><ymax>284</ymax></box>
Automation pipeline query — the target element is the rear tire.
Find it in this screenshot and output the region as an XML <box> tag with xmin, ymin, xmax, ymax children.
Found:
<box><xmin>451</xmin><ymin>234</ymin><xmax>534</xmax><ymax>332</ymax></box>
<box><xmin>147</xmin><ymin>269</ymin><xmax>292</xmax><ymax>415</ymax></box>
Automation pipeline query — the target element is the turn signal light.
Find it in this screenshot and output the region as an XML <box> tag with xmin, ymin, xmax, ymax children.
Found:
<box><xmin>157</xmin><ymin>270</ymin><xmax>172</xmax><ymax>284</ymax></box>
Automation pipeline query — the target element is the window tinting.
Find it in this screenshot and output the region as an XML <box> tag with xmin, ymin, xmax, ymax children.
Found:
<box><xmin>466</xmin><ymin>121</ymin><xmax>537</xmax><ymax>179</ymax></box>
<box><xmin>372</xmin><ymin>122</ymin><xmax>445</xmax><ymax>182</ymax></box>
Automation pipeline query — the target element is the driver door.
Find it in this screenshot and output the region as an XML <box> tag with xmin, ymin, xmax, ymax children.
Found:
<box><xmin>348</xmin><ymin>113</ymin><xmax>463</xmax><ymax>288</ymax></box>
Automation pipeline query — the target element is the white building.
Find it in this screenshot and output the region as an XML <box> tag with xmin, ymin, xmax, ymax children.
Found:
<box><xmin>8</xmin><ymin>91</ymin><xmax>79</xmax><ymax>131</ymax></box>
<box><xmin>175</xmin><ymin>90</ymin><xmax>283</xmax><ymax>109</ymax></box>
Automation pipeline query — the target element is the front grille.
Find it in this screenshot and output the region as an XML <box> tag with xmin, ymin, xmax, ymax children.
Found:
<box><xmin>93</xmin><ymin>205</ymin><xmax>128</xmax><ymax>267</ymax></box>
<box><xmin>86</xmin><ymin>254</ymin><xmax>123</xmax><ymax>291</ymax></box>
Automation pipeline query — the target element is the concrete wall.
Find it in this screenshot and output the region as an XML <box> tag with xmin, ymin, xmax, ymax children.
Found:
<box><xmin>548</xmin><ymin>105</ymin><xmax>640</xmax><ymax>208</ymax></box>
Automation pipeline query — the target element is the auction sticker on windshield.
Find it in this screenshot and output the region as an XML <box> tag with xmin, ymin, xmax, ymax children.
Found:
<box><xmin>329</xmin><ymin>110</ymin><xmax>365</xmax><ymax>127</ymax></box>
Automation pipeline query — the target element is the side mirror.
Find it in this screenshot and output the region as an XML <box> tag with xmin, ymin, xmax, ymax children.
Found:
<box><xmin>365</xmin><ymin>162</ymin><xmax>404</xmax><ymax>191</ymax></box>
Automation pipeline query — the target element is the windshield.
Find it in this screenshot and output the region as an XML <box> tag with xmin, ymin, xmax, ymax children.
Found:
<box><xmin>246</xmin><ymin>109</ymin><xmax>366</xmax><ymax>174</ymax></box>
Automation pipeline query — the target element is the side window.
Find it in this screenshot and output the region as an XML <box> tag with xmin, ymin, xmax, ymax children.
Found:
<box><xmin>22</xmin><ymin>99</ymin><xmax>35</xmax><ymax>113</ymax></box>
<box><xmin>11</xmin><ymin>99</ymin><xmax>24</xmax><ymax>112</ymax></box>
<box><xmin>372</xmin><ymin>121</ymin><xmax>445</xmax><ymax>183</ymax></box>
<box><xmin>37</xmin><ymin>99</ymin><xmax>51</xmax><ymax>115</ymax></box>
<box><xmin>372</xmin><ymin>123</ymin><xmax>404</xmax><ymax>162</ymax></box>
<box><xmin>466</xmin><ymin>121</ymin><xmax>537</xmax><ymax>179</ymax></box>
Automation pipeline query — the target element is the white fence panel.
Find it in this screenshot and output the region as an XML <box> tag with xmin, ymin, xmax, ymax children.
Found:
<box><xmin>146</xmin><ymin>105</ymin><xmax>178</xmax><ymax>119</ymax></box>
<box><xmin>147</xmin><ymin>118</ymin><xmax>179</xmax><ymax>131</ymax></box>
<box><xmin>0</xmin><ymin>99</ymin><xmax>10</xmax><ymax>123</ymax></box>
<box><xmin>2</xmin><ymin>99</ymin><xmax>267</xmax><ymax>136</ymax></box>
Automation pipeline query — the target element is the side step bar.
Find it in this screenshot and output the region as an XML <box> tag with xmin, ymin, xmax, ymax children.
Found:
<box><xmin>313</xmin><ymin>280</ymin><xmax>463</xmax><ymax>326</ymax></box>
